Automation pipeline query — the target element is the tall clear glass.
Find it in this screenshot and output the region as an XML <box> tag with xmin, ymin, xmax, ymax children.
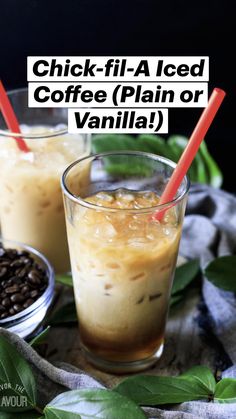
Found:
<box><xmin>0</xmin><ymin>88</ymin><xmax>90</xmax><ymax>273</ymax></box>
<box><xmin>62</xmin><ymin>151</ymin><xmax>189</xmax><ymax>373</ymax></box>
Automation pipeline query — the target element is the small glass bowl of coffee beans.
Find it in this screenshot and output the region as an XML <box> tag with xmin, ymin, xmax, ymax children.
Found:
<box><xmin>0</xmin><ymin>239</ymin><xmax>54</xmax><ymax>338</ymax></box>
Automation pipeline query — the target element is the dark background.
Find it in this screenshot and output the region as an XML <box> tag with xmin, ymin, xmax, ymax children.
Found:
<box><xmin>0</xmin><ymin>0</ymin><xmax>234</xmax><ymax>190</ymax></box>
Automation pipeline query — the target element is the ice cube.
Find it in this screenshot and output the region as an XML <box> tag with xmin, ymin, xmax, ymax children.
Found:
<box><xmin>127</xmin><ymin>237</ymin><xmax>147</xmax><ymax>247</ymax></box>
<box><xmin>146</xmin><ymin>233</ymin><xmax>155</xmax><ymax>240</ymax></box>
<box><xmin>163</xmin><ymin>227</ymin><xmax>170</xmax><ymax>236</ymax></box>
<box><xmin>145</xmin><ymin>220</ymin><xmax>161</xmax><ymax>240</ymax></box>
<box><xmin>128</xmin><ymin>220</ymin><xmax>140</xmax><ymax>231</ymax></box>
<box><xmin>95</xmin><ymin>222</ymin><xmax>117</xmax><ymax>239</ymax></box>
<box><xmin>121</xmin><ymin>193</ymin><xmax>135</xmax><ymax>202</ymax></box>
<box><xmin>96</xmin><ymin>192</ymin><xmax>114</xmax><ymax>203</ymax></box>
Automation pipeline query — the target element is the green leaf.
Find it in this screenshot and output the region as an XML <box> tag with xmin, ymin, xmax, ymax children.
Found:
<box><xmin>93</xmin><ymin>133</ymin><xmax>172</xmax><ymax>159</ymax></box>
<box><xmin>45</xmin><ymin>412</ymin><xmax>79</xmax><ymax>419</ymax></box>
<box><xmin>171</xmin><ymin>259</ymin><xmax>199</xmax><ymax>296</ymax></box>
<box><xmin>199</xmin><ymin>141</ymin><xmax>223</xmax><ymax>188</ymax></box>
<box><xmin>168</xmin><ymin>136</ymin><xmax>208</xmax><ymax>184</ymax></box>
<box><xmin>170</xmin><ymin>294</ymin><xmax>184</xmax><ymax>307</ymax></box>
<box><xmin>55</xmin><ymin>274</ymin><xmax>73</xmax><ymax>287</ymax></box>
<box><xmin>180</xmin><ymin>366</ymin><xmax>216</xmax><ymax>394</ymax></box>
<box><xmin>204</xmin><ymin>256</ymin><xmax>236</xmax><ymax>292</ymax></box>
<box><xmin>0</xmin><ymin>411</ymin><xmax>42</xmax><ymax>418</ymax></box>
<box><xmin>214</xmin><ymin>378</ymin><xmax>236</xmax><ymax>403</ymax></box>
<box><xmin>50</xmin><ymin>302</ymin><xmax>77</xmax><ymax>325</ymax></box>
<box><xmin>92</xmin><ymin>134</ymin><xmax>222</xmax><ymax>187</ymax></box>
<box><xmin>29</xmin><ymin>326</ymin><xmax>51</xmax><ymax>347</ymax></box>
<box><xmin>92</xmin><ymin>134</ymin><xmax>164</xmax><ymax>177</ymax></box>
<box><xmin>167</xmin><ymin>136</ymin><xmax>198</xmax><ymax>182</ymax></box>
<box><xmin>93</xmin><ymin>135</ymin><xmax>150</xmax><ymax>177</ymax></box>
<box><xmin>44</xmin><ymin>389</ymin><xmax>146</xmax><ymax>419</ymax></box>
<box><xmin>92</xmin><ymin>134</ymin><xmax>137</xmax><ymax>153</ymax></box>
<box><xmin>115</xmin><ymin>373</ymin><xmax>210</xmax><ymax>405</ymax></box>
<box><xmin>167</xmin><ymin>135</ymin><xmax>186</xmax><ymax>161</ymax></box>
<box><xmin>137</xmin><ymin>134</ymin><xmax>176</xmax><ymax>159</ymax></box>
<box><xmin>105</xmin><ymin>158</ymin><xmax>151</xmax><ymax>177</ymax></box>
<box><xmin>0</xmin><ymin>336</ymin><xmax>37</xmax><ymax>412</ymax></box>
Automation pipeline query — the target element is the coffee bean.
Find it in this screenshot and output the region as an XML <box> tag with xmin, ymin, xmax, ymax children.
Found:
<box><xmin>5</xmin><ymin>279</ymin><xmax>13</xmax><ymax>287</ymax></box>
<box><xmin>6</xmin><ymin>249</ymin><xmax>18</xmax><ymax>260</ymax></box>
<box><xmin>21</xmin><ymin>285</ymin><xmax>29</xmax><ymax>294</ymax></box>
<box><xmin>2</xmin><ymin>297</ymin><xmax>11</xmax><ymax>307</ymax></box>
<box><xmin>1</xmin><ymin>280</ymin><xmax>10</xmax><ymax>288</ymax></box>
<box><xmin>36</xmin><ymin>268</ymin><xmax>45</xmax><ymax>278</ymax></box>
<box><xmin>27</xmin><ymin>280</ymin><xmax>37</xmax><ymax>289</ymax></box>
<box><xmin>17</xmin><ymin>250</ymin><xmax>29</xmax><ymax>257</ymax></box>
<box><xmin>29</xmin><ymin>276</ymin><xmax>41</xmax><ymax>286</ymax></box>
<box><xmin>19</xmin><ymin>256</ymin><xmax>30</xmax><ymax>263</ymax></box>
<box><xmin>24</xmin><ymin>263</ymin><xmax>33</xmax><ymax>275</ymax></box>
<box><xmin>0</xmin><ymin>245</ymin><xmax>48</xmax><ymax>319</ymax></box>
<box><xmin>5</xmin><ymin>285</ymin><xmax>20</xmax><ymax>294</ymax></box>
<box><xmin>30</xmin><ymin>290</ymin><xmax>39</xmax><ymax>298</ymax></box>
<box><xmin>28</xmin><ymin>270</ymin><xmax>41</xmax><ymax>283</ymax></box>
<box><xmin>23</xmin><ymin>298</ymin><xmax>34</xmax><ymax>308</ymax></box>
<box><xmin>11</xmin><ymin>276</ymin><xmax>22</xmax><ymax>285</ymax></box>
<box><xmin>10</xmin><ymin>259</ymin><xmax>23</xmax><ymax>268</ymax></box>
<box><xmin>10</xmin><ymin>293</ymin><xmax>25</xmax><ymax>303</ymax></box>
<box><xmin>0</xmin><ymin>248</ymin><xmax>6</xmax><ymax>257</ymax></box>
<box><xmin>13</xmin><ymin>304</ymin><xmax>23</xmax><ymax>313</ymax></box>
<box><xmin>0</xmin><ymin>267</ymin><xmax>7</xmax><ymax>278</ymax></box>
<box><xmin>22</xmin><ymin>257</ymin><xmax>32</xmax><ymax>265</ymax></box>
<box><xmin>18</xmin><ymin>267</ymin><xmax>28</xmax><ymax>278</ymax></box>
<box><xmin>0</xmin><ymin>260</ymin><xmax>10</xmax><ymax>267</ymax></box>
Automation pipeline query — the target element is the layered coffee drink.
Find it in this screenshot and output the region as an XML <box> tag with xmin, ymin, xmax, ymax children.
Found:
<box><xmin>0</xmin><ymin>126</ymin><xmax>89</xmax><ymax>273</ymax></box>
<box><xmin>66</xmin><ymin>188</ymin><xmax>181</xmax><ymax>367</ymax></box>
<box><xmin>62</xmin><ymin>151</ymin><xmax>188</xmax><ymax>372</ymax></box>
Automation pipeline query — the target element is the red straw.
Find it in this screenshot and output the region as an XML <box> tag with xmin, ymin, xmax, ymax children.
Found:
<box><xmin>155</xmin><ymin>87</ymin><xmax>226</xmax><ymax>220</ymax></box>
<box><xmin>0</xmin><ymin>80</ymin><xmax>30</xmax><ymax>152</ymax></box>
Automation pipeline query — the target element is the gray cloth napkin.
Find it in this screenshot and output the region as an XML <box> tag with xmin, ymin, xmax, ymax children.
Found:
<box><xmin>1</xmin><ymin>184</ymin><xmax>236</xmax><ymax>419</ymax></box>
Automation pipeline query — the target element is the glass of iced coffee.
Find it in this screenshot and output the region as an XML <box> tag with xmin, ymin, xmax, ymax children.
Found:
<box><xmin>62</xmin><ymin>151</ymin><xmax>189</xmax><ymax>373</ymax></box>
<box><xmin>0</xmin><ymin>88</ymin><xmax>90</xmax><ymax>273</ymax></box>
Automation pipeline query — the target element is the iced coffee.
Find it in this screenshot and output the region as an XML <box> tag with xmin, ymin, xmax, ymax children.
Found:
<box><xmin>0</xmin><ymin>126</ymin><xmax>89</xmax><ymax>273</ymax></box>
<box><xmin>62</xmin><ymin>152</ymin><xmax>188</xmax><ymax>372</ymax></box>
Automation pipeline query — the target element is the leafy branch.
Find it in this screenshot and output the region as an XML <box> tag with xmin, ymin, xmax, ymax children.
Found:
<box><xmin>0</xmin><ymin>336</ymin><xmax>236</xmax><ymax>419</ymax></box>
<box><xmin>92</xmin><ymin>134</ymin><xmax>223</xmax><ymax>187</ymax></box>
<box><xmin>0</xmin><ymin>335</ymin><xmax>145</xmax><ymax>418</ymax></box>
<box><xmin>115</xmin><ymin>365</ymin><xmax>236</xmax><ymax>406</ymax></box>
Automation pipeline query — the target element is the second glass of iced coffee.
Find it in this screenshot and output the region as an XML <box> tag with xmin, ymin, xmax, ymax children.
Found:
<box><xmin>0</xmin><ymin>88</ymin><xmax>90</xmax><ymax>273</ymax></box>
<box><xmin>62</xmin><ymin>151</ymin><xmax>189</xmax><ymax>373</ymax></box>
